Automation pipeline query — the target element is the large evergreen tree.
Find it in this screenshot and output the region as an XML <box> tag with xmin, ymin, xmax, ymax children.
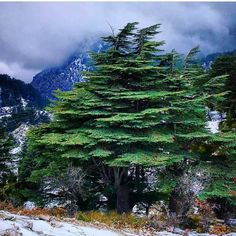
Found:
<box><xmin>26</xmin><ymin>23</ymin><xmax>222</xmax><ymax>213</ymax></box>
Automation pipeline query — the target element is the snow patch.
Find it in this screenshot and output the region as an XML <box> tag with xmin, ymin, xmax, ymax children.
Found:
<box><xmin>10</xmin><ymin>123</ymin><xmax>30</xmax><ymax>154</ymax></box>
<box><xmin>23</xmin><ymin>201</ymin><xmax>37</xmax><ymax>210</ymax></box>
<box><xmin>20</xmin><ymin>97</ymin><xmax>28</xmax><ymax>109</ymax></box>
<box><xmin>0</xmin><ymin>106</ymin><xmax>14</xmax><ymax>119</ymax></box>
<box><xmin>205</xmin><ymin>110</ymin><xmax>226</xmax><ymax>134</ymax></box>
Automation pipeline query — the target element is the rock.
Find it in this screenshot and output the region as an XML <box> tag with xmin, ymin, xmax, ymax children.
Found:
<box><xmin>50</xmin><ymin>221</ymin><xmax>63</xmax><ymax>228</ymax></box>
<box><xmin>23</xmin><ymin>221</ymin><xmax>33</xmax><ymax>230</ymax></box>
<box><xmin>193</xmin><ymin>234</ymin><xmax>217</xmax><ymax>236</ymax></box>
<box><xmin>227</xmin><ymin>219</ymin><xmax>236</xmax><ymax>226</ymax></box>
<box><xmin>166</xmin><ymin>226</ymin><xmax>175</xmax><ymax>232</ymax></box>
<box><xmin>0</xmin><ymin>229</ymin><xmax>22</xmax><ymax>236</ymax></box>
<box><xmin>23</xmin><ymin>201</ymin><xmax>36</xmax><ymax>210</ymax></box>
<box><xmin>38</xmin><ymin>215</ymin><xmax>51</xmax><ymax>222</ymax></box>
<box><xmin>173</xmin><ymin>227</ymin><xmax>184</xmax><ymax>234</ymax></box>
<box><xmin>4</xmin><ymin>216</ymin><xmax>16</xmax><ymax>221</ymax></box>
<box><xmin>154</xmin><ymin>231</ymin><xmax>178</xmax><ymax>236</ymax></box>
<box><xmin>215</xmin><ymin>219</ymin><xmax>225</xmax><ymax>224</ymax></box>
<box><xmin>132</xmin><ymin>203</ymin><xmax>147</xmax><ymax>217</ymax></box>
<box><xmin>187</xmin><ymin>231</ymin><xmax>200</xmax><ymax>236</ymax></box>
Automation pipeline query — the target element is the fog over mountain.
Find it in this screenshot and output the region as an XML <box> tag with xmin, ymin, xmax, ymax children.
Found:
<box><xmin>0</xmin><ymin>2</ymin><xmax>236</xmax><ymax>82</ymax></box>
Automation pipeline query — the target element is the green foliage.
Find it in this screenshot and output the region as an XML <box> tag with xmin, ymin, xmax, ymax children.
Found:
<box><xmin>198</xmin><ymin>53</ymin><xmax>236</xmax><ymax>207</ymax></box>
<box><xmin>210</xmin><ymin>53</ymin><xmax>236</xmax><ymax>127</ymax></box>
<box><xmin>0</xmin><ymin>127</ymin><xmax>15</xmax><ymax>200</ymax></box>
<box><xmin>155</xmin><ymin>48</ymin><xmax>236</xmax><ymax>217</ymax></box>
<box><xmin>0</xmin><ymin>128</ymin><xmax>14</xmax><ymax>180</ymax></box>
<box><xmin>198</xmin><ymin>132</ymin><xmax>236</xmax><ymax>205</ymax></box>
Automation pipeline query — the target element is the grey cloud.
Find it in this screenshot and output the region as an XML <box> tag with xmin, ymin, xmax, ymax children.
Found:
<box><xmin>0</xmin><ymin>2</ymin><xmax>235</xmax><ymax>82</ymax></box>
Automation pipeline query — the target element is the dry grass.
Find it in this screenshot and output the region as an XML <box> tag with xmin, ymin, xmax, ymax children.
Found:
<box><xmin>0</xmin><ymin>201</ymin><xmax>233</xmax><ymax>235</ymax></box>
<box><xmin>18</xmin><ymin>207</ymin><xmax>66</xmax><ymax>217</ymax></box>
<box><xmin>0</xmin><ymin>201</ymin><xmax>20</xmax><ymax>213</ymax></box>
<box><xmin>75</xmin><ymin>210</ymin><xmax>149</xmax><ymax>230</ymax></box>
<box><xmin>210</xmin><ymin>224</ymin><xmax>230</xmax><ymax>235</ymax></box>
<box><xmin>0</xmin><ymin>201</ymin><xmax>66</xmax><ymax>218</ymax></box>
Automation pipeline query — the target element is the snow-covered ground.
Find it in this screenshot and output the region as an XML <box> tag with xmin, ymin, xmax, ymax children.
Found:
<box><xmin>0</xmin><ymin>211</ymin><xmax>123</xmax><ymax>236</ymax></box>
<box><xmin>1</xmin><ymin>211</ymin><xmax>235</xmax><ymax>236</ymax></box>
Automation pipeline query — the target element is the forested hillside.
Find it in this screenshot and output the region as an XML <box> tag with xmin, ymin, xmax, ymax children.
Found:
<box><xmin>0</xmin><ymin>74</ymin><xmax>49</xmax><ymax>131</ymax></box>
<box><xmin>0</xmin><ymin>23</ymin><xmax>235</xmax><ymax>235</ymax></box>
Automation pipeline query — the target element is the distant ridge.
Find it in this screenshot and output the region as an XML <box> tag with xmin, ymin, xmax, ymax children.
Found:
<box><xmin>31</xmin><ymin>42</ymin><xmax>106</xmax><ymax>99</ymax></box>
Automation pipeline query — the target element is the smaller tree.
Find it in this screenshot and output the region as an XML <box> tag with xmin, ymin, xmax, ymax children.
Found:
<box><xmin>201</xmin><ymin>53</ymin><xmax>236</xmax><ymax>219</ymax></box>
<box><xmin>0</xmin><ymin>127</ymin><xmax>15</xmax><ymax>200</ymax></box>
<box><xmin>198</xmin><ymin>131</ymin><xmax>236</xmax><ymax>220</ymax></box>
<box><xmin>210</xmin><ymin>53</ymin><xmax>236</xmax><ymax>127</ymax></box>
<box><xmin>156</xmin><ymin>47</ymin><xmax>232</xmax><ymax>221</ymax></box>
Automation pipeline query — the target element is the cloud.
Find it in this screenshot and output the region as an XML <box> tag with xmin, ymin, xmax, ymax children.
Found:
<box><xmin>0</xmin><ymin>62</ymin><xmax>39</xmax><ymax>82</ymax></box>
<box><xmin>0</xmin><ymin>2</ymin><xmax>235</xmax><ymax>82</ymax></box>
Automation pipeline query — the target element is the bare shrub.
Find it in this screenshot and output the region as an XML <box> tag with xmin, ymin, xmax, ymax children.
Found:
<box><xmin>168</xmin><ymin>166</ymin><xmax>210</xmax><ymax>225</ymax></box>
<box><xmin>42</xmin><ymin>163</ymin><xmax>96</xmax><ymax>215</ymax></box>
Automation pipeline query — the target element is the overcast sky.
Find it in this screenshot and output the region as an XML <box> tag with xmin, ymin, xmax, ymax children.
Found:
<box><xmin>0</xmin><ymin>2</ymin><xmax>236</xmax><ymax>83</ymax></box>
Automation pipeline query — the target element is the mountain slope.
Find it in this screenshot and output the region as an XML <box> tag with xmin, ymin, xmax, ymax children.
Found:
<box><xmin>202</xmin><ymin>49</ymin><xmax>236</xmax><ymax>69</ymax></box>
<box><xmin>31</xmin><ymin>42</ymin><xmax>105</xmax><ymax>99</ymax></box>
<box><xmin>0</xmin><ymin>74</ymin><xmax>47</xmax><ymax>108</ymax></box>
<box><xmin>31</xmin><ymin>42</ymin><xmax>236</xmax><ymax>100</ymax></box>
<box><xmin>0</xmin><ymin>74</ymin><xmax>50</xmax><ymax>156</ymax></box>
<box><xmin>0</xmin><ymin>74</ymin><xmax>49</xmax><ymax>131</ymax></box>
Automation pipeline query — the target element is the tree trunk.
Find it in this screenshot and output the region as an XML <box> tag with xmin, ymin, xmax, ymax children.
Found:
<box><xmin>169</xmin><ymin>189</ymin><xmax>178</xmax><ymax>214</ymax></box>
<box><xmin>117</xmin><ymin>184</ymin><xmax>130</xmax><ymax>214</ymax></box>
<box><xmin>114</xmin><ymin>167</ymin><xmax>130</xmax><ymax>214</ymax></box>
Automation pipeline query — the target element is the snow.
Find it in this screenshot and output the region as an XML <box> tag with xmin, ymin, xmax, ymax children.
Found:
<box><xmin>0</xmin><ymin>211</ymin><xmax>122</xmax><ymax>236</ymax></box>
<box><xmin>1</xmin><ymin>210</ymin><xmax>234</xmax><ymax>236</ymax></box>
<box><xmin>10</xmin><ymin>123</ymin><xmax>30</xmax><ymax>154</ymax></box>
<box><xmin>205</xmin><ymin>110</ymin><xmax>225</xmax><ymax>134</ymax></box>
<box><xmin>24</xmin><ymin>201</ymin><xmax>37</xmax><ymax>210</ymax></box>
<box><xmin>9</xmin><ymin>146</ymin><xmax>22</xmax><ymax>155</ymax></box>
<box><xmin>206</xmin><ymin>120</ymin><xmax>220</xmax><ymax>134</ymax></box>
<box><xmin>0</xmin><ymin>106</ymin><xmax>13</xmax><ymax>119</ymax></box>
<box><xmin>20</xmin><ymin>97</ymin><xmax>28</xmax><ymax>109</ymax></box>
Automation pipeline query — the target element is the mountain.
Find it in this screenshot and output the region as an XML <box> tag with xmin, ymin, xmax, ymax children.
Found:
<box><xmin>31</xmin><ymin>42</ymin><xmax>105</xmax><ymax>99</ymax></box>
<box><xmin>31</xmin><ymin>40</ymin><xmax>236</xmax><ymax>100</ymax></box>
<box><xmin>202</xmin><ymin>49</ymin><xmax>236</xmax><ymax>69</ymax></box>
<box><xmin>0</xmin><ymin>74</ymin><xmax>50</xmax><ymax>154</ymax></box>
<box><xmin>0</xmin><ymin>74</ymin><xmax>49</xmax><ymax>130</ymax></box>
<box><xmin>0</xmin><ymin>74</ymin><xmax>47</xmax><ymax>108</ymax></box>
